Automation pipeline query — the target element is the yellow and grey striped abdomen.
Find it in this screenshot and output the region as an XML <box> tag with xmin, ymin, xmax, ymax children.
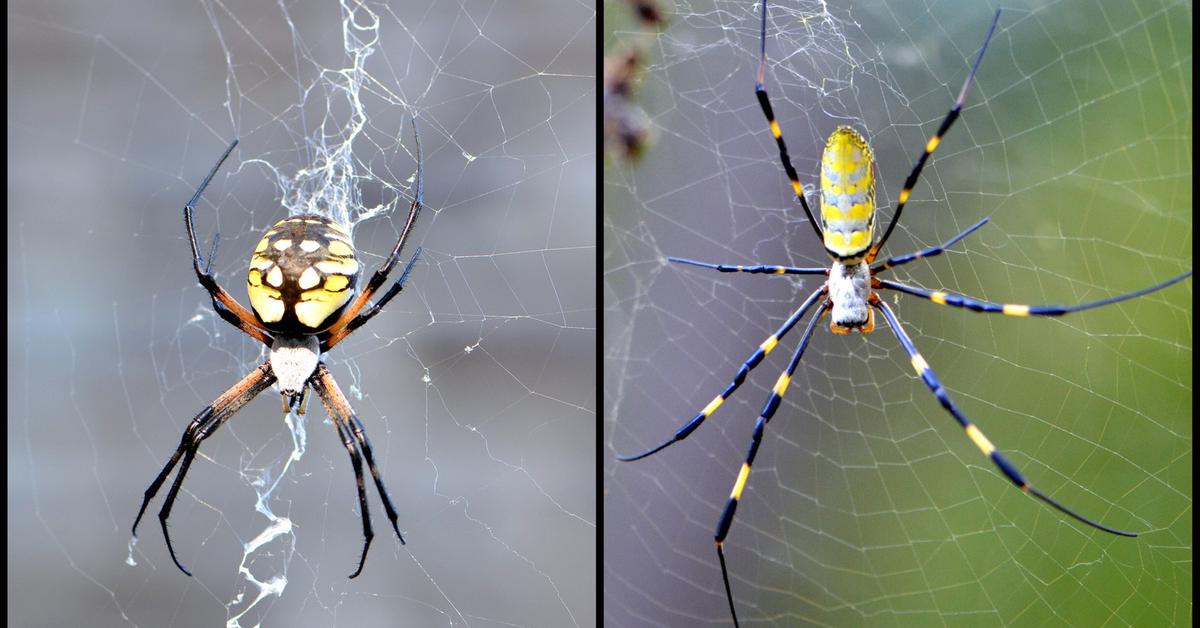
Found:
<box><xmin>820</xmin><ymin>127</ymin><xmax>876</xmax><ymax>261</ymax></box>
<box><xmin>247</xmin><ymin>215</ymin><xmax>360</xmax><ymax>335</ymax></box>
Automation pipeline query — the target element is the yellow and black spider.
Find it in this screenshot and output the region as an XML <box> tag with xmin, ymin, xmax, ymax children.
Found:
<box><xmin>133</xmin><ymin>124</ymin><xmax>423</xmax><ymax>579</ymax></box>
<box><xmin>615</xmin><ymin>4</ymin><xmax>1192</xmax><ymax>626</ymax></box>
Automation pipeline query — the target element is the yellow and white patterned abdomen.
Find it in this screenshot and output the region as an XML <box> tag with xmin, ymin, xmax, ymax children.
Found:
<box><xmin>820</xmin><ymin>127</ymin><xmax>876</xmax><ymax>261</ymax></box>
<box><xmin>247</xmin><ymin>215</ymin><xmax>360</xmax><ymax>335</ymax></box>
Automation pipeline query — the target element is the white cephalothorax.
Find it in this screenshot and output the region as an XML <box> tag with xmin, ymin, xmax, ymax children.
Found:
<box><xmin>270</xmin><ymin>335</ymin><xmax>321</xmax><ymax>396</ymax></box>
<box><xmin>827</xmin><ymin>259</ymin><xmax>870</xmax><ymax>329</ymax></box>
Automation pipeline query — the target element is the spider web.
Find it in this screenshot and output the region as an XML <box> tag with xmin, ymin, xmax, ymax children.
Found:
<box><xmin>604</xmin><ymin>0</ymin><xmax>1191</xmax><ymax>626</ymax></box>
<box><xmin>9</xmin><ymin>0</ymin><xmax>594</xmax><ymax>626</ymax></box>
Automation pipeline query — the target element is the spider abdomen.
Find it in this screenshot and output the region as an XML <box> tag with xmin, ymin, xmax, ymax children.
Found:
<box><xmin>247</xmin><ymin>214</ymin><xmax>361</xmax><ymax>335</ymax></box>
<box><xmin>820</xmin><ymin>127</ymin><xmax>876</xmax><ymax>262</ymax></box>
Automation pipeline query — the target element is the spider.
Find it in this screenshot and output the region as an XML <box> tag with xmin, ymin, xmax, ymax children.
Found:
<box><xmin>615</xmin><ymin>4</ymin><xmax>1192</xmax><ymax>626</ymax></box>
<box><xmin>132</xmin><ymin>123</ymin><xmax>424</xmax><ymax>579</ymax></box>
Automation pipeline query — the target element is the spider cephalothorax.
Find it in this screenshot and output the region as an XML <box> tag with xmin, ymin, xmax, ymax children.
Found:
<box><xmin>133</xmin><ymin>122</ymin><xmax>424</xmax><ymax>579</ymax></box>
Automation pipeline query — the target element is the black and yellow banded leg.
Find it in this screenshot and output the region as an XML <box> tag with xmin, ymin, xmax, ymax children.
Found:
<box><xmin>755</xmin><ymin>0</ymin><xmax>821</xmax><ymax>242</ymax></box>
<box><xmin>668</xmin><ymin>256</ymin><xmax>827</xmax><ymax>276</ymax></box>
<box><xmin>873</xmin><ymin>299</ymin><xmax>1137</xmax><ymax>537</ymax></box>
<box><xmin>870</xmin><ymin>218</ymin><xmax>989</xmax><ymax>274</ymax></box>
<box><xmin>618</xmin><ymin>288</ymin><xmax>826</xmax><ymax>462</ymax></box>
<box><xmin>868</xmin><ymin>9</ymin><xmax>1001</xmax><ymax>263</ymax></box>
<box><xmin>877</xmin><ymin>270</ymin><xmax>1192</xmax><ymax>317</ymax></box>
<box><xmin>715</xmin><ymin>302</ymin><xmax>829</xmax><ymax>628</ymax></box>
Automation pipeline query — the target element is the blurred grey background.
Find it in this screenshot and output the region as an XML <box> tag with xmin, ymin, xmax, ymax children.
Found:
<box><xmin>9</xmin><ymin>0</ymin><xmax>595</xmax><ymax>626</ymax></box>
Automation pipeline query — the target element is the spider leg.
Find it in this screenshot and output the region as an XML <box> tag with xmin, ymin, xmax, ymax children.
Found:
<box><xmin>617</xmin><ymin>287</ymin><xmax>827</xmax><ymax>461</ymax></box>
<box><xmin>310</xmin><ymin>363</ymin><xmax>405</xmax><ymax>579</ymax></box>
<box><xmin>872</xmin><ymin>298</ymin><xmax>1137</xmax><ymax>536</ymax></box>
<box><xmin>157</xmin><ymin>427</ymin><xmax>216</xmax><ymax>576</ymax></box>
<box><xmin>323</xmin><ymin>118</ymin><xmax>424</xmax><ymax>343</ymax></box>
<box><xmin>755</xmin><ymin>0</ymin><xmax>821</xmax><ymax>243</ymax></box>
<box><xmin>211</xmin><ymin>299</ymin><xmax>272</xmax><ymax>346</ymax></box>
<box><xmin>332</xmin><ymin>407</ymin><xmax>375</xmax><ymax>579</ymax></box>
<box><xmin>870</xmin><ymin>217</ymin><xmax>989</xmax><ymax>274</ymax></box>
<box><xmin>349</xmin><ymin>412</ymin><xmax>404</xmax><ymax>540</ymax></box>
<box><xmin>876</xmin><ymin>270</ymin><xmax>1191</xmax><ymax>316</ymax></box>
<box><xmin>322</xmin><ymin>246</ymin><xmax>421</xmax><ymax>350</ymax></box>
<box><xmin>715</xmin><ymin>301</ymin><xmax>829</xmax><ymax>628</ymax></box>
<box><xmin>183</xmin><ymin>139</ymin><xmax>273</xmax><ymax>345</ymax></box>
<box><xmin>668</xmin><ymin>256</ymin><xmax>827</xmax><ymax>276</ymax></box>
<box><xmin>133</xmin><ymin>362</ymin><xmax>276</xmax><ymax>576</ymax></box>
<box><xmin>868</xmin><ymin>10</ymin><xmax>1001</xmax><ymax>263</ymax></box>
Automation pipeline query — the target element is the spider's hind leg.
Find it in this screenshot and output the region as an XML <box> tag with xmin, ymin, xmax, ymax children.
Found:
<box><xmin>872</xmin><ymin>299</ymin><xmax>1137</xmax><ymax>537</ymax></box>
<box><xmin>310</xmin><ymin>363</ymin><xmax>406</xmax><ymax>579</ymax></box>
<box><xmin>133</xmin><ymin>362</ymin><xmax>276</xmax><ymax>576</ymax></box>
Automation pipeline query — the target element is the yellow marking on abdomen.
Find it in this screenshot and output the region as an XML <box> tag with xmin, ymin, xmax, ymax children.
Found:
<box><xmin>821</xmin><ymin>200</ymin><xmax>872</xmax><ymax>223</ymax></box>
<box><xmin>847</xmin><ymin>230</ymin><xmax>869</xmax><ymax>252</ymax></box>
<box><xmin>926</xmin><ymin>135</ymin><xmax>941</xmax><ymax>153</ymax></box>
<box><xmin>930</xmin><ymin>291</ymin><xmax>948</xmax><ymax>305</ymax></box>
<box><xmin>770</xmin><ymin>120</ymin><xmax>781</xmax><ymax>138</ymax></box>
<box><xmin>965</xmin><ymin>424</ymin><xmax>996</xmax><ymax>455</ymax></box>
<box><xmin>772</xmin><ymin>373</ymin><xmax>791</xmax><ymax>396</ymax></box>
<box><xmin>760</xmin><ymin>336</ymin><xmax>779</xmax><ymax>354</ymax></box>
<box><xmin>730</xmin><ymin>463</ymin><xmax>751</xmax><ymax>499</ymax></box>
<box><xmin>1002</xmin><ymin>304</ymin><xmax>1031</xmax><ymax>316</ymax></box>
<box><xmin>296</xmin><ymin>287</ymin><xmax>354</xmax><ymax>329</ymax></box>
<box><xmin>248</xmin><ymin>285</ymin><xmax>284</xmax><ymax>323</ymax></box>
<box><xmin>324</xmin><ymin>274</ymin><xmax>350</xmax><ymax>291</ymax></box>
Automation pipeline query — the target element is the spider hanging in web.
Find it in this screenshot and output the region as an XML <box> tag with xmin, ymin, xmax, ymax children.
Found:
<box><xmin>615</xmin><ymin>4</ymin><xmax>1192</xmax><ymax>625</ymax></box>
<box><xmin>133</xmin><ymin>122</ymin><xmax>424</xmax><ymax>579</ymax></box>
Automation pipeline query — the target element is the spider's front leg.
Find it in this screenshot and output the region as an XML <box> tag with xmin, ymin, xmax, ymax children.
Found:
<box><xmin>322</xmin><ymin>246</ymin><xmax>422</xmax><ymax>350</ymax></box>
<box><xmin>182</xmin><ymin>139</ymin><xmax>273</xmax><ymax>345</ymax></box>
<box><xmin>322</xmin><ymin>120</ymin><xmax>424</xmax><ymax>349</ymax></box>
